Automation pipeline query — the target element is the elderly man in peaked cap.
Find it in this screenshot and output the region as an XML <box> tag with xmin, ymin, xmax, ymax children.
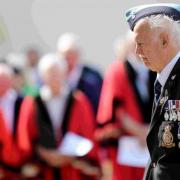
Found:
<box><xmin>125</xmin><ymin>3</ymin><xmax>180</xmax><ymax>180</ymax></box>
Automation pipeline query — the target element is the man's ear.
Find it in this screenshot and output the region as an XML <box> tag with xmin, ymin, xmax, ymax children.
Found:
<box><xmin>160</xmin><ymin>32</ymin><xmax>169</xmax><ymax>48</ymax></box>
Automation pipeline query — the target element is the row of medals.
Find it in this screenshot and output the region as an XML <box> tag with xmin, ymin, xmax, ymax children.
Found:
<box><xmin>164</xmin><ymin>100</ymin><xmax>180</xmax><ymax>121</ymax></box>
<box><xmin>163</xmin><ymin>100</ymin><xmax>180</xmax><ymax>148</ymax></box>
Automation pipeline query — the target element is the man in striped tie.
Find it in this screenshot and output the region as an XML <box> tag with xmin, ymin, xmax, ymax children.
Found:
<box><xmin>125</xmin><ymin>3</ymin><xmax>180</xmax><ymax>180</ymax></box>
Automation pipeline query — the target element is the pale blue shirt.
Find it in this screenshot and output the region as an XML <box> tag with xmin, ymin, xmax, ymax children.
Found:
<box><xmin>0</xmin><ymin>89</ymin><xmax>17</xmax><ymax>133</ymax></box>
<box><xmin>157</xmin><ymin>51</ymin><xmax>180</xmax><ymax>92</ymax></box>
<box><xmin>67</xmin><ymin>64</ymin><xmax>83</xmax><ymax>90</ymax></box>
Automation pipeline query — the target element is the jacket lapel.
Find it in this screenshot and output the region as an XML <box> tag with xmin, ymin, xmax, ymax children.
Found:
<box><xmin>148</xmin><ymin>57</ymin><xmax>180</xmax><ymax>135</ymax></box>
<box><xmin>35</xmin><ymin>95</ymin><xmax>56</xmax><ymax>148</ymax></box>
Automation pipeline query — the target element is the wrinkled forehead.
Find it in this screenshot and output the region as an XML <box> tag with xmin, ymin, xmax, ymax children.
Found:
<box><xmin>134</xmin><ymin>19</ymin><xmax>151</xmax><ymax>33</ymax></box>
<box><xmin>135</xmin><ymin>20</ymin><xmax>167</xmax><ymax>45</ymax></box>
<box><xmin>133</xmin><ymin>19</ymin><xmax>155</xmax><ymax>40</ymax></box>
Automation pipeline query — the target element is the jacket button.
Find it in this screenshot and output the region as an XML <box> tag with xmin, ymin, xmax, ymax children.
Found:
<box><xmin>152</xmin><ymin>162</ymin><xmax>156</xmax><ymax>168</ymax></box>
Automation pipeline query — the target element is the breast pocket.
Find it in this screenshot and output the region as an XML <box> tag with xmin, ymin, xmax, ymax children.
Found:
<box><xmin>158</xmin><ymin>121</ymin><xmax>179</xmax><ymax>149</ymax></box>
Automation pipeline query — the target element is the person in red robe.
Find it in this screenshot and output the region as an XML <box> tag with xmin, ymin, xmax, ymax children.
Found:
<box><xmin>17</xmin><ymin>54</ymin><xmax>101</xmax><ymax>180</ymax></box>
<box><xmin>96</xmin><ymin>32</ymin><xmax>156</xmax><ymax>180</ymax></box>
<box><xmin>57</xmin><ymin>33</ymin><xmax>103</xmax><ymax>116</ymax></box>
<box><xmin>0</xmin><ymin>63</ymin><xmax>24</xmax><ymax>179</ymax></box>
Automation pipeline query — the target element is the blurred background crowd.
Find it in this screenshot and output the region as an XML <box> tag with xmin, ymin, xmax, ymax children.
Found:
<box><xmin>0</xmin><ymin>0</ymin><xmax>178</xmax><ymax>180</ymax></box>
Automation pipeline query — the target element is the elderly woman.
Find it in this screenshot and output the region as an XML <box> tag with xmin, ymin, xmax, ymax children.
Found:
<box><xmin>17</xmin><ymin>54</ymin><xmax>100</xmax><ymax>180</ymax></box>
<box><xmin>0</xmin><ymin>63</ymin><xmax>24</xmax><ymax>179</ymax></box>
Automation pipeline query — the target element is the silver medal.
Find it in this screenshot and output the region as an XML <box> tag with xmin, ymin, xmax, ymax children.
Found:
<box><xmin>173</xmin><ymin>111</ymin><xmax>177</xmax><ymax>121</ymax></box>
<box><xmin>178</xmin><ymin>111</ymin><xmax>180</xmax><ymax>121</ymax></box>
<box><xmin>164</xmin><ymin>111</ymin><xmax>169</xmax><ymax>121</ymax></box>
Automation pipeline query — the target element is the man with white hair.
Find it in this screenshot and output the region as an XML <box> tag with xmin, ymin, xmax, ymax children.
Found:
<box><xmin>17</xmin><ymin>54</ymin><xmax>100</xmax><ymax>180</ymax></box>
<box><xmin>0</xmin><ymin>63</ymin><xmax>24</xmax><ymax>179</ymax></box>
<box><xmin>96</xmin><ymin>32</ymin><xmax>156</xmax><ymax>180</ymax></box>
<box><xmin>126</xmin><ymin>3</ymin><xmax>180</xmax><ymax>180</ymax></box>
<box><xmin>57</xmin><ymin>32</ymin><xmax>102</xmax><ymax>115</ymax></box>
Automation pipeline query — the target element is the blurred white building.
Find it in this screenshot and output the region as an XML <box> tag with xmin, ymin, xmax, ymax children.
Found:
<box><xmin>0</xmin><ymin>0</ymin><xmax>179</xmax><ymax>73</ymax></box>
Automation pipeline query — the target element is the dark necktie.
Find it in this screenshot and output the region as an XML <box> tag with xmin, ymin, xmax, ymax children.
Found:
<box><xmin>154</xmin><ymin>80</ymin><xmax>162</xmax><ymax>103</ymax></box>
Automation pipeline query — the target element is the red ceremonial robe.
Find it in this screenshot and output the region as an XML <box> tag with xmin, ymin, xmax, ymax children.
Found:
<box><xmin>0</xmin><ymin>97</ymin><xmax>24</xmax><ymax>179</ymax></box>
<box><xmin>96</xmin><ymin>60</ymin><xmax>155</xmax><ymax>180</ymax></box>
<box><xmin>18</xmin><ymin>90</ymin><xmax>100</xmax><ymax>180</ymax></box>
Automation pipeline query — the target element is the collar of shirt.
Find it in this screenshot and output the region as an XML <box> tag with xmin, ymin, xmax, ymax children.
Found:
<box><xmin>40</xmin><ymin>84</ymin><xmax>70</xmax><ymax>102</ymax></box>
<box><xmin>40</xmin><ymin>85</ymin><xmax>70</xmax><ymax>132</ymax></box>
<box><xmin>67</xmin><ymin>64</ymin><xmax>83</xmax><ymax>89</ymax></box>
<box><xmin>0</xmin><ymin>89</ymin><xmax>17</xmax><ymax>105</ymax></box>
<box><xmin>0</xmin><ymin>89</ymin><xmax>18</xmax><ymax>133</ymax></box>
<box><xmin>157</xmin><ymin>51</ymin><xmax>180</xmax><ymax>89</ymax></box>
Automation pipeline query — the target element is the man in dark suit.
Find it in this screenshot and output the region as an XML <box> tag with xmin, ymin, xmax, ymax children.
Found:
<box><xmin>125</xmin><ymin>3</ymin><xmax>180</xmax><ymax>180</ymax></box>
<box><xmin>57</xmin><ymin>33</ymin><xmax>102</xmax><ymax>115</ymax></box>
<box><xmin>0</xmin><ymin>63</ymin><xmax>24</xmax><ymax>179</ymax></box>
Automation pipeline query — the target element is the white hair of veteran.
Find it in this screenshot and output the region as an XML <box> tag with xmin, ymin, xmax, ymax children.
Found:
<box><xmin>57</xmin><ymin>32</ymin><xmax>81</xmax><ymax>53</ymax></box>
<box><xmin>38</xmin><ymin>54</ymin><xmax>67</xmax><ymax>79</ymax></box>
<box><xmin>142</xmin><ymin>14</ymin><xmax>180</xmax><ymax>47</ymax></box>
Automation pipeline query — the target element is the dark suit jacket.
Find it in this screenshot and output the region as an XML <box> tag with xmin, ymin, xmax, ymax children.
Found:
<box><xmin>77</xmin><ymin>65</ymin><xmax>103</xmax><ymax>115</ymax></box>
<box><xmin>144</xmin><ymin>57</ymin><xmax>180</xmax><ymax>180</ymax></box>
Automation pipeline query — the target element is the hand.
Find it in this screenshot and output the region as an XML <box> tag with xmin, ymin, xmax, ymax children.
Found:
<box><xmin>72</xmin><ymin>160</ymin><xmax>100</xmax><ymax>176</ymax></box>
<box><xmin>136</xmin><ymin>124</ymin><xmax>149</xmax><ymax>147</ymax></box>
<box><xmin>37</xmin><ymin>146</ymin><xmax>75</xmax><ymax>167</ymax></box>
<box><xmin>95</xmin><ymin>125</ymin><xmax>121</xmax><ymax>141</ymax></box>
<box><xmin>117</xmin><ymin>111</ymin><xmax>149</xmax><ymax>147</ymax></box>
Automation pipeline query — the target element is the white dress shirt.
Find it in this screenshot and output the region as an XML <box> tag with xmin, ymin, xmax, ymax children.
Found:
<box><xmin>67</xmin><ymin>65</ymin><xmax>83</xmax><ymax>90</ymax></box>
<box><xmin>40</xmin><ymin>85</ymin><xmax>70</xmax><ymax>133</ymax></box>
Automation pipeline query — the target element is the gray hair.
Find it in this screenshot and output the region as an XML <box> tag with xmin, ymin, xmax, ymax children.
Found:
<box><xmin>57</xmin><ymin>33</ymin><xmax>80</xmax><ymax>53</ymax></box>
<box><xmin>38</xmin><ymin>53</ymin><xmax>67</xmax><ymax>79</ymax></box>
<box><xmin>144</xmin><ymin>14</ymin><xmax>180</xmax><ymax>47</ymax></box>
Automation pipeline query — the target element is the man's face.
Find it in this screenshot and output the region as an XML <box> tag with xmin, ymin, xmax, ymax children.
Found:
<box><xmin>44</xmin><ymin>66</ymin><xmax>64</xmax><ymax>91</ymax></box>
<box><xmin>63</xmin><ymin>49</ymin><xmax>79</xmax><ymax>73</ymax></box>
<box><xmin>134</xmin><ymin>20</ymin><xmax>164</xmax><ymax>72</ymax></box>
<box><xmin>0</xmin><ymin>73</ymin><xmax>12</xmax><ymax>96</ymax></box>
<box><xmin>27</xmin><ymin>50</ymin><xmax>39</xmax><ymax>67</ymax></box>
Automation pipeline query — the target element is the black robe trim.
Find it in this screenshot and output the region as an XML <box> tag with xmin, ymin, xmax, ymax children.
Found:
<box><xmin>35</xmin><ymin>96</ymin><xmax>56</xmax><ymax>148</ymax></box>
<box><xmin>13</xmin><ymin>96</ymin><xmax>24</xmax><ymax>137</ymax></box>
<box><xmin>35</xmin><ymin>91</ymin><xmax>74</xmax><ymax>180</ymax></box>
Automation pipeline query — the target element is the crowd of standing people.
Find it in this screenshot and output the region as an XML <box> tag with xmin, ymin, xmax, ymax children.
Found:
<box><xmin>0</xmin><ymin>3</ymin><xmax>179</xmax><ymax>180</ymax></box>
<box><xmin>0</xmin><ymin>31</ymin><xmax>153</xmax><ymax>180</ymax></box>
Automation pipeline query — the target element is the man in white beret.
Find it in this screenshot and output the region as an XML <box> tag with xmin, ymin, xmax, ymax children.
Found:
<box><xmin>57</xmin><ymin>33</ymin><xmax>103</xmax><ymax>116</ymax></box>
<box><xmin>126</xmin><ymin>3</ymin><xmax>180</xmax><ymax>180</ymax></box>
